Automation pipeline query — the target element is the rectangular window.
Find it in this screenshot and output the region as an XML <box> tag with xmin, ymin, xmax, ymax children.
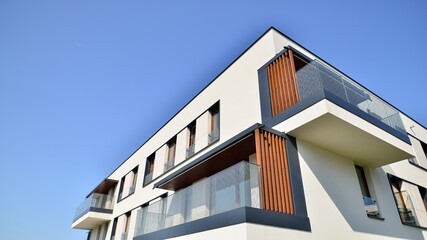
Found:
<box><xmin>110</xmin><ymin>218</ymin><xmax>118</xmax><ymax>240</ymax></box>
<box><xmin>129</xmin><ymin>166</ymin><xmax>138</xmax><ymax>195</ymax></box>
<box><xmin>208</xmin><ymin>103</ymin><xmax>220</xmax><ymax>144</ymax></box>
<box><xmin>186</xmin><ymin>121</ymin><xmax>196</xmax><ymax>158</ymax></box>
<box><xmin>164</xmin><ymin>137</ymin><xmax>176</xmax><ymax>172</ymax></box>
<box><xmin>122</xmin><ymin>212</ymin><xmax>131</xmax><ymax>240</ymax></box>
<box><xmin>144</xmin><ymin>153</ymin><xmax>155</xmax><ymax>185</ymax></box>
<box><xmin>355</xmin><ymin>165</ymin><xmax>380</xmax><ymax>217</ymax></box>
<box><xmin>419</xmin><ymin>187</ymin><xmax>427</xmax><ymax>211</ymax></box>
<box><xmin>389</xmin><ymin>175</ymin><xmax>427</xmax><ymax>227</ymax></box>
<box><xmin>355</xmin><ymin>165</ymin><xmax>370</xmax><ymax>198</ymax></box>
<box><xmin>163</xmin><ymin>136</ymin><xmax>176</xmax><ymax>172</ymax></box>
<box><xmin>118</xmin><ymin>176</ymin><xmax>125</xmax><ymax>201</ymax></box>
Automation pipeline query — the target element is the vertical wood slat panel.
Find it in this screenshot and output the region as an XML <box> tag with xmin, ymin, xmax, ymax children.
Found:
<box><xmin>277</xmin><ymin>55</ymin><xmax>286</xmax><ymax>114</ymax></box>
<box><xmin>254</xmin><ymin>129</ymin><xmax>294</xmax><ymax>214</ymax></box>
<box><xmin>267</xmin><ymin>132</ymin><xmax>278</xmax><ymax>211</ymax></box>
<box><xmin>274</xmin><ymin>134</ymin><xmax>285</xmax><ymax>213</ymax></box>
<box><xmin>264</xmin><ymin>131</ymin><xmax>274</xmax><ymax>210</ymax></box>
<box><xmin>267</xmin><ymin>49</ymin><xmax>300</xmax><ymax>116</ymax></box>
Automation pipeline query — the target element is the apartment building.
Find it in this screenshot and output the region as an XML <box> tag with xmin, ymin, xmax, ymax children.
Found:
<box><xmin>71</xmin><ymin>27</ymin><xmax>427</xmax><ymax>240</ymax></box>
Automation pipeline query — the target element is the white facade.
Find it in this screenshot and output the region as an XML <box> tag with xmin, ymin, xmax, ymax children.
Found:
<box><xmin>72</xmin><ymin>27</ymin><xmax>427</xmax><ymax>240</ymax></box>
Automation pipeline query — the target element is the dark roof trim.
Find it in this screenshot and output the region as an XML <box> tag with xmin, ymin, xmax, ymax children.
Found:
<box><xmin>154</xmin><ymin>123</ymin><xmax>263</xmax><ymax>189</ymax></box>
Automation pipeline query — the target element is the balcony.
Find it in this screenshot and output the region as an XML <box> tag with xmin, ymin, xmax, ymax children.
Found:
<box><xmin>273</xmin><ymin>60</ymin><xmax>413</xmax><ymax>167</ymax></box>
<box><xmin>72</xmin><ymin>193</ymin><xmax>114</xmax><ymax>229</ymax></box>
<box><xmin>134</xmin><ymin>161</ymin><xmax>260</xmax><ymax>237</ymax></box>
<box><xmin>121</xmin><ymin>232</ymin><xmax>128</xmax><ymax>240</ymax></box>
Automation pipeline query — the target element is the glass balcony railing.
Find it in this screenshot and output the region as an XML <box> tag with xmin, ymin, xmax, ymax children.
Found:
<box><xmin>144</xmin><ymin>172</ymin><xmax>153</xmax><ymax>185</ymax></box>
<box><xmin>408</xmin><ymin>157</ymin><xmax>418</xmax><ymax>164</ymax></box>
<box><xmin>134</xmin><ymin>161</ymin><xmax>261</xmax><ymax>236</ymax></box>
<box><xmin>399</xmin><ymin>207</ymin><xmax>416</xmax><ymax>224</ymax></box>
<box><xmin>73</xmin><ymin>193</ymin><xmax>114</xmax><ymax>221</ymax></box>
<box><xmin>121</xmin><ymin>232</ymin><xmax>128</xmax><ymax>240</ymax></box>
<box><xmin>362</xmin><ymin>196</ymin><xmax>380</xmax><ymax>216</ymax></box>
<box><xmin>186</xmin><ymin>144</ymin><xmax>195</xmax><ymax>159</ymax></box>
<box><xmin>164</xmin><ymin>158</ymin><xmax>175</xmax><ymax>172</ymax></box>
<box><xmin>208</xmin><ymin>128</ymin><xmax>220</xmax><ymax>144</ymax></box>
<box><xmin>129</xmin><ymin>185</ymin><xmax>136</xmax><ymax>195</ymax></box>
<box><xmin>295</xmin><ymin>60</ymin><xmax>406</xmax><ymax>134</ymax></box>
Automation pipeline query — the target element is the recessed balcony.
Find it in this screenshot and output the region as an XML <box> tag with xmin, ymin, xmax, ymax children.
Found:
<box><xmin>134</xmin><ymin>161</ymin><xmax>261</xmax><ymax>237</ymax></box>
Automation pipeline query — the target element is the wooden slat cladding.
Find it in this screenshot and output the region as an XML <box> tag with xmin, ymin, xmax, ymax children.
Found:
<box><xmin>254</xmin><ymin>129</ymin><xmax>294</xmax><ymax>214</ymax></box>
<box><xmin>267</xmin><ymin>49</ymin><xmax>300</xmax><ymax>116</ymax></box>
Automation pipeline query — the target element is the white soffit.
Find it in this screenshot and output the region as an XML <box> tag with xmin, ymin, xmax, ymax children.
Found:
<box><xmin>274</xmin><ymin>100</ymin><xmax>414</xmax><ymax>167</ymax></box>
<box><xmin>71</xmin><ymin>212</ymin><xmax>111</xmax><ymax>230</ymax></box>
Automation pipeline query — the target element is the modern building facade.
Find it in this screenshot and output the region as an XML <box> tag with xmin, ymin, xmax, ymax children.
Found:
<box><xmin>71</xmin><ymin>27</ymin><xmax>427</xmax><ymax>240</ymax></box>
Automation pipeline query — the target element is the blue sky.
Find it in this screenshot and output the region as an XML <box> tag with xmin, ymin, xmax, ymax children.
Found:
<box><xmin>0</xmin><ymin>1</ymin><xmax>426</xmax><ymax>239</ymax></box>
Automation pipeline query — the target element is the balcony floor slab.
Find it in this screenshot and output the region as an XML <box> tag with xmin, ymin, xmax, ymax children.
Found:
<box><xmin>274</xmin><ymin>99</ymin><xmax>413</xmax><ymax>167</ymax></box>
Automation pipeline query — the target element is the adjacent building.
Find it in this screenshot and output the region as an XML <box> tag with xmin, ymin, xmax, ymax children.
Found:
<box><xmin>72</xmin><ymin>27</ymin><xmax>427</xmax><ymax>240</ymax></box>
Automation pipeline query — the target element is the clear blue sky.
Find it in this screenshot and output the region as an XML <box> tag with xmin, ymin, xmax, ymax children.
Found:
<box><xmin>0</xmin><ymin>1</ymin><xmax>426</xmax><ymax>239</ymax></box>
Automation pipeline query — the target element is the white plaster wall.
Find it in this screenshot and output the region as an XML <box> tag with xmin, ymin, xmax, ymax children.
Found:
<box><xmin>242</xmin><ymin>139</ymin><xmax>427</xmax><ymax>240</ymax></box>
<box><xmin>401</xmin><ymin>114</ymin><xmax>427</xmax><ymax>143</ymax></box>
<box><xmin>293</xmin><ymin>139</ymin><xmax>425</xmax><ymax>240</ymax></box>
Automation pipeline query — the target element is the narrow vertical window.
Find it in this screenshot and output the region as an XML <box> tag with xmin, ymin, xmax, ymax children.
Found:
<box><xmin>208</xmin><ymin>103</ymin><xmax>220</xmax><ymax>144</ymax></box>
<box><xmin>110</xmin><ymin>218</ymin><xmax>118</xmax><ymax>240</ymax></box>
<box><xmin>164</xmin><ymin>137</ymin><xmax>176</xmax><ymax>172</ymax></box>
<box><xmin>355</xmin><ymin>165</ymin><xmax>379</xmax><ymax>217</ymax></box>
<box><xmin>419</xmin><ymin>187</ymin><xmax>427</xmax><ymax>212</ymax></box>
<box><xmin>118</xmin><ymin>176</ymin><xmax>125</xmax><ymax>201</ymax></box>
<box><xmin>122</xmin><ymin>212</ymin><xmax>131</xmax><ymax>240</ymax></box>
<box><xmin>129</xmin><ymin>167</ymin><xmax>138</xmax><ymax>194</ymax></box>
<box><xmin>186</xmin><ymin>121</ymin><xmax>196</xmax><ymax>158</ymax></box>
<box><xmin>144</xmin><ymin>153</ymin><xmax>155</xmax><ymax>185</ymax></box>
<box><xmin>389</xmin><ymin>176</ymin><xmax>417</xmax><ymax>225</ymax></box>
<box><xmin>355</xmin><ymin>165</ymin><xmax>371</xmax><ymax>198</ymax></box>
